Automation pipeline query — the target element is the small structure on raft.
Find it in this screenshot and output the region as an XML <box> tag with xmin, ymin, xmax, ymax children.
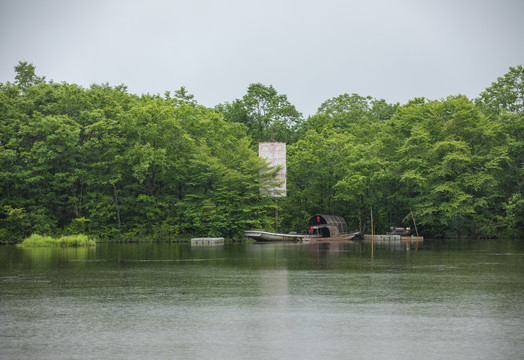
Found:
<box><xmin>363</xmin><ymin>226</ymin><xmax>423</xmax><ymax>242</ymax></box>
<box><xmin>244</xmin><ymin>215</ymin><xmax>359</xmax><ymax>242</ymax></box>
<box><xmin>306</xmin><ymin>215</ymin><xmax>348</xmax><ymax>238</ymax></box>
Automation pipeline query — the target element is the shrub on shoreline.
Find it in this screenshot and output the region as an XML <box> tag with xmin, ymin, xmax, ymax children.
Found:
<box><xmin>18</xmin><ymin>234</ymin><xmax>96</xmax><ymax>247</ymax></box>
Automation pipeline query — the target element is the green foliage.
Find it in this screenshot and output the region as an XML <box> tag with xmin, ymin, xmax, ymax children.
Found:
<box><xmin>18</xmin><ymin>234</ymin><xmax>95</xmax><ymax>247</ymax></box>
<box><xmin>0</xmin><ymin>206</ymin><xmax>31</xmax><ymax>243</ymax></box>
<box><xmin>1</xmin><ymin>62</ymin><xmax>522</xmax><ymax>241</ymax></box>
<box><xmin>282</xmin><ymin>74</ymin><xmax>522</xmax><ymax>239</ymax></box>
<box><xmin>218</xmin><ymin>83</ymin><xmax>302</xmax><ymax>143</ymax></box>
<box><xmin>14</xmin><ymin>61</ymin><xmax>45</xmax><ymax>92</ymax></box>
<box><xmin>475</xmin><ymin>65</ymin><xmax>524</xmax><ymax>238</ymax></box>
<box><xmin>476</xmin><ymin>65</ymin><xmax>523</xmax><ymax>116</ymax></box>
<box><xmin>0</xmin><ymin>65</ymin><xmax>277</xmax><ymax>242</ymax></box>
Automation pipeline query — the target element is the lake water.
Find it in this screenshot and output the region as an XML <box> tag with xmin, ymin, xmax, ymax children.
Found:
<box><xmin>1</xmin><ymin>239</ymin><xmax>523</xmax><ymax>360</ymax></box>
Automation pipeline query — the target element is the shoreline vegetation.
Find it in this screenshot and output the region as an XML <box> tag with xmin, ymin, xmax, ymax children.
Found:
<box><xmin>1</xmin><ymin>62</ymin><xmax>523</xmax><ymax>243</ymax></box>
<box><xmin>18</xmin><ymin>234</ymin><xmax>96</xmax><ymax>247</ymax></box>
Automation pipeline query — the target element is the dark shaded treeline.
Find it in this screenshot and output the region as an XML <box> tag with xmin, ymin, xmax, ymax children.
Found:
<box><xmin>0</xmin><ymin>63</ymin><xmax>522</xmax><ymax>242</ymax></box>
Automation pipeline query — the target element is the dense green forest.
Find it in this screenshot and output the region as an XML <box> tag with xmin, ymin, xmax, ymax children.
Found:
<box><xmin>1</xmin><ymin>62</ymin><xmax>522</xmax><ymax>243</ymax></box>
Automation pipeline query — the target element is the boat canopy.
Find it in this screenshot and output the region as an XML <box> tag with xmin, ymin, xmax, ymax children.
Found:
<box><xmin>306</xmin><ymin>215</ymin><xmax>348</xmax><ymax>237</ymax></box>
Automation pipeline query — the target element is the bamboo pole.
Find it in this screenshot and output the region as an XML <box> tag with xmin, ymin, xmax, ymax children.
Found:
<box><xmin>370</xmin><ymin>206</ymin><xmax>374</xmax><ymax>258</ymax></box>
<box><xmin>274</xmin><ymin>198</ymin><xmax>278</xmax><ymax>232</ymax></box>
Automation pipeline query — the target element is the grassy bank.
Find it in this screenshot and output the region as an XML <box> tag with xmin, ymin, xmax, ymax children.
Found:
<box><xmin>18</xmin><ymin>234</ymin><xmax>96</xmax><ymax>247</ymax></box>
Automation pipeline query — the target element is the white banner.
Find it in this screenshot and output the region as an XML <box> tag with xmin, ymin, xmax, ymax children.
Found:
<box><xmin>259</xmin><ymin>142</ymin><xmax>286</xmax><ymax>197</ymax></box>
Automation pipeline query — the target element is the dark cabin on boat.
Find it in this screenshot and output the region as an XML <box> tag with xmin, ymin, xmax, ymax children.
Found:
<box><xmin>306</xmin><ymin>215</ymin><xmax>348</xmax><ymax>238</ymax></box>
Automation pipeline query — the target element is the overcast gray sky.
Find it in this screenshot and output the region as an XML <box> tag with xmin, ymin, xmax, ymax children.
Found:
<box><xmin>1</xmin><ymin>0</ymin><xmax>523</xmax><ymax>116</ymax></box>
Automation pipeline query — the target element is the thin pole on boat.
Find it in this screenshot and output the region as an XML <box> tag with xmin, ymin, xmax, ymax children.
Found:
<box><xmin>410</xmin><ymin>209</ymin><xmax>419</xmax><ymax>237</ymax></box>
<box><xmin>271</xmin><ymin>128</ymin><xmax>277</xmax><ymax>233</ymax></box>
<box><xmin>370</xmin><ymin>206</ymin><xmax>374</xmax><ymax>258</ymax></box>
<box><xmin>274</xmin><ymin>198</ymin><xmax>278</xmax><ymax>232</ymax></box>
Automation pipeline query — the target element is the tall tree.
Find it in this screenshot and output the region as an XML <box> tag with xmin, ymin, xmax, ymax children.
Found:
<box><xmin>476</xmin><ymin>65</ymin><xmax>524</xmax><ymax>116</ymax></box>
<box><xmin>14</xmin><ymin>61</ymin><xmax>45</xmax><ymax>92</ymax></box>
<box><xmin>219</xmin><ymin>83</ymin><xmax>302</xmax><ymax>143</ymax></box>
<box><xmin>476</xmin><ymin>65</ymin><xmax>524</xmax><ymax>236</ymax></box>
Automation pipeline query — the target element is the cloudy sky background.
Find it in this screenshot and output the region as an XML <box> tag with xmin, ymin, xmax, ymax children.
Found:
<box><xmin>1</xmin><ymin>0</ymin><xmax>523</xmax><ymax>116</ymax></box>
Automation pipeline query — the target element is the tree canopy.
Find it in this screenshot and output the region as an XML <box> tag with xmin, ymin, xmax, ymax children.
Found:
<box><xmin>217</xmin><ymin>83</ymin><xmax>302</xmax><ymax>143</ymax></box>
<box><xmin>0</xmin><ymin>61</ymin><xmax>522</xmax><ymax>242</ymax></box>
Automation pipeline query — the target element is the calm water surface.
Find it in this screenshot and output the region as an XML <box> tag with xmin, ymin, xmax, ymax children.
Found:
<box><xmin>1</xmin><ymin>239</ymin><xmax>523</xmax><ymax>360</ymax></box>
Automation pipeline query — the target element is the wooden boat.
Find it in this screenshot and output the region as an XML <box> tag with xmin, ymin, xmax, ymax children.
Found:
<box><xmin>244</xmin><ymin>230</ymin><xmax>305</xmax><ymax>242</ymax></box>
<box><xmin>245</xmin><ymin>215</ymin><xmax>359</xmax><ymax>242</ymax></box>
<box><xmin>244</xmin><ymin>230</ymin><xmax>360</xmax><ymax>242</ymax></box>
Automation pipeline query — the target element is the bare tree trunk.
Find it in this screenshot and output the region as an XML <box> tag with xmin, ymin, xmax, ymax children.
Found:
<box><xmin>112</xmin><ymin>183</ymin><xmax>121</xmax><ymax>230</ymax></box>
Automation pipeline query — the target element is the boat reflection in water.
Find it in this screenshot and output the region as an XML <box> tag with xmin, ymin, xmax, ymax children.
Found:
<box><xmin>364</xmin><ymin>234</ymin><xmax>424</xmax><ymax>252</ymax></box>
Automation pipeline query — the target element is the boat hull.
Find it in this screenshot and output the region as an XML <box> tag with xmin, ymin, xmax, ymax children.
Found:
<box><xmin>244</xmin><ymin>230</ymin><xmax>305</xmax><ymax>242</ymax></box>
<box><xmin>244</xmin><ymin>230</ymin><xmax>359</xmax><ymax>242</ymax></box>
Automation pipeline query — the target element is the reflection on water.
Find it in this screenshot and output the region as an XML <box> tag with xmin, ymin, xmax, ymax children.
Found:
<box><xmin>17</xmin><ymin>246</ymin><xmax>97</xmax><ymax>267</ymax></box>
<box><xmin>0</xmin><ymin>240</ymin><xmax>523</xmax><ymax>360</ymax></box>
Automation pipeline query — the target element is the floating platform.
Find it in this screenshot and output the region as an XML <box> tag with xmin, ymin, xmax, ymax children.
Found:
<box><xmin>363</xmin><ymin>234</ymin><xmax>423</xmax><ymax>241</ymax></box>
<box><xmin>191</xmin><ymin>237</ymin><xmax>225</xmax><ymax>246</ymax></box>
